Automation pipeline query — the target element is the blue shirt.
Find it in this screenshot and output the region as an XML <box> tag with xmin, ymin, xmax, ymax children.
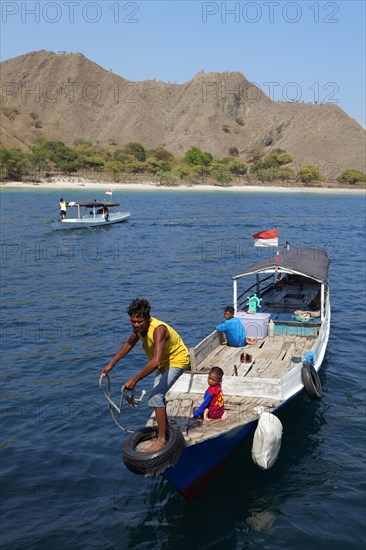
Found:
<box><xmin>216</xmin><ymin>317</ymin><xmax>246</xmax><ymax>347</ymax></box>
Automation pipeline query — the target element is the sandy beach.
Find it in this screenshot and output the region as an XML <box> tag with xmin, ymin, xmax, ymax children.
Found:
<box><xmin>1</xmin><ymin>179</ymin><xmax>365</xmax><ymax>194</ymax></box>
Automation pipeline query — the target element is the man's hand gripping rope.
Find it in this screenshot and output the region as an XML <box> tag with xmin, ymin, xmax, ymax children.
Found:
<box><xmin>99</xmin><ymin>373</ymin><xmax>146</xmax><ymax>432</ymax></box>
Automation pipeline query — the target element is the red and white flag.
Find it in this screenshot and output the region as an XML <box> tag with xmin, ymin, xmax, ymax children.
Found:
<box><xmin>252</xmin><ymin>228</ymin><xmax>279</xmax><ymax>247</ymax></box>
<box><xmin>105</xmin><ymin>190</ymin><xmax>113</xmax><ymax>196</ymax></box>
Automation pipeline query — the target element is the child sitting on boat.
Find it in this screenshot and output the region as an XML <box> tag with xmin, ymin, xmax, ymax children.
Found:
<box><xmin>192</xmin><ymin>367</ymin><xmax>227</xmax><ymax>421</ymax></box>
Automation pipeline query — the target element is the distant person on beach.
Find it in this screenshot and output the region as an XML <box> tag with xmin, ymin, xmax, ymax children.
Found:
<box><xmin>101</xmin><ymin>298</ymin><xmax>189</xmax><ymax>452</ymax></box>
<box><xmin>192</xmin><ymin>367</ymin><xmax>227</xmax><ymax>421</ymax></box>
<box><xmin>216</xmin><ymin>306</ymin><xmax>246</xmax><ymax>347</ymax></box>
<box><xmin>59</xmin><ymin>198</ymin><xmax>67</xmax><ymax>221</ymax></box>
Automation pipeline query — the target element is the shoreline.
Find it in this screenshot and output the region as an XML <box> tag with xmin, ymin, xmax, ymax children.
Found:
<box><xmin>1</xmin><ymin>179</ymin><xmax>365</xmax><ymax>194</ymax></box>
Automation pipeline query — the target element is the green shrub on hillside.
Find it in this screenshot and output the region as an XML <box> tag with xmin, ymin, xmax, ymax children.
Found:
<box><xmin>41</xmin><ymin>141</ymin><xmax>80</xmax><ymax>174</ymax></box>
<box><xmin>0</xmin><ymin>145</ymin><xmax>30</xmax><ymax>180</ymax></box>
<box><xmin>246</xmin><ymin>145</ymin><xmax>265</xmax><ymax>163</ymax></box>
<box><xmin>251</xmin><ymin>148</ymin><xmax>292</xmax><ymax>172</ymax></box>
<box><xmin>113</xmin><ymin>149</ymin><xmax>129</xmax><ymax>164</ymax></box>
<box><xmin>123</xmin><ymin>142</ymin><xmax>146</xmax><ymax>162</ymax></box>
<box><xmin>73</xmin><ymin>138</ymin><xmax>93</xmax><ymax>147</ymax></box>
<box><xmin>154</xmin><ymin>170</ymin><xmax>179</xmax><ymax>184</ymax></box>
<box><xmin>255</xmin><ymin>167</ymin><xmax>295</xmax><ymax>182</ymax></box>
<box><xmin>297</xmin><ymin>164</ymin><xmax>322</xmax><ymax>183</ymax></box>
<box><xmin>277</xmin><ymin>167</ymin><xmax>296</xmax><ymax>181</ymax></box>
<box><xmin>144</xmin><ymin>158</ymin><xmax>172</xmax><ymax>174</ymax></box>
<box><xmin>184</xmin><ymin>146</ymin><xmax>213</xmax><ymax>167</ymax></box>
<box><xmin>148</xmin><ymin>147</ymin><xmax>174</xmax><ymax>162</ymax></box>
<box><xmin>2</xmin><ymin>138</ymin><xmax>352</xmax><ymax>188</ymax></box>
<box><xmin>103</xmin><ymin>161</ymin><xmax>124</xmax><ymax>180</ymax></box>
<box><xmin>337</xmin><ymin>169</ymin><xmax>366</xmax><ymax>184</ymax></box>
<box><xmin>29</xmin><ymin>146</ymin><xmax>50</xmax><ymax>175</ymax></box>
<box><xmin>212</xmin><ymin>169</ymin><xmax>233</xmax><ymax>184</ymax></box>
<box><xmin>227</xmin><ymin>160</ymin><xmax>247</xmax><ymax>176</ymax></box>
<box><xmin>78</xmin><ymin>155</ymin><xmax>105</xmax><ymax>169</ymax></box>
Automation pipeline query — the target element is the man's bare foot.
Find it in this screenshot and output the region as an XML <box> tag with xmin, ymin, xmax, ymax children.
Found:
<box><xmin>142</xmin><ymin>439</ymin><xmax>166</xmax><ymax>453</ymax></box>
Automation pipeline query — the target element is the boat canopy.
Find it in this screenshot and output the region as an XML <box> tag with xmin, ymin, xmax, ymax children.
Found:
<box><xmin>67</xmin><ymin>201</ymin><xmax>120</xmax><ymax>208</ymax></box>
<box><xmin>233</xmin><ymin>248</ymin><xmax>330</xmax><ymax>284</ymax></box>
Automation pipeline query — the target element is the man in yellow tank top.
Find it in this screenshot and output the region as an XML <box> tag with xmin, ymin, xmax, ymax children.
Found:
<box><xmin>59</xmin><ymin>198</ymin><xmax>67</xmax><ymax>221</ymax></box>
<box><xmin>101</xmin><ymin>298</ymin><xmax>189</xmax><ymax>452</ymax></box>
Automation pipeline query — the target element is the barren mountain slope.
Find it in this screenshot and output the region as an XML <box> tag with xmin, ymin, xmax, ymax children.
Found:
<box><xmin>1</xmin><ymin>50</ymin><xmax>365</xmax><ymax>173</ymax></box>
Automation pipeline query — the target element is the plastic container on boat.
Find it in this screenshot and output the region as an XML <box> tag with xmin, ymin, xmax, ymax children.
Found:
<box><xmin>235</xmin><ymin>312</ymin><xmax>271</xmax><ymax>339</ymax></box>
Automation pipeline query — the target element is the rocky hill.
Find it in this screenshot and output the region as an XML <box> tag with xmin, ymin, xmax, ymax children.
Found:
<box><xmin>1</xmin><ymin>50</ymin><xmax>365</xmax><ymax>175</ymax></box>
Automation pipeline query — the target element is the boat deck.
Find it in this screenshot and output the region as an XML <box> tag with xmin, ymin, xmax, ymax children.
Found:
<box><xmin>146</xmin><ymin>333</ymin><xmax>316</xmax><ymax>446</ymax></box>
<box><xmin>147</xmin><ymin>392</ymin><xmax>282</xmax><ymax>447</ymax></box>
<box><xmin>194</xmin><ymin>333</ymin><xmax>317</xmax><ymax>379</ymax></box>
<box><xmin>147</xmin><ymin>276</ymin><xmax>321</xmax><ymax>446</ymax></box>
<box><xmin>260</xmin><ymin>281</ymin><xmax>318</xmax><ymax>313</ymax></box>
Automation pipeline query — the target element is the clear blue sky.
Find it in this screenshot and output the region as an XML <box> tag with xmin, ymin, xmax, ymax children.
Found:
<box><xmin>1</xmin><ymin>0</ymin><xmax>365</xmax><ymax>126</ymax></box>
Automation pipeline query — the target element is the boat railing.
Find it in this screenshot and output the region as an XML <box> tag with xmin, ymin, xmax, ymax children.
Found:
<box><xmin>172</xmin><ymin>372</ymin><xmax>283</xmax><ymax>399</ymax></box>
<box><xmin>189</xmin><ymin>330</ymin><xmax>223</xmax><ymax>373</ymax></box>
<box><xmin>236</xmin><ymin>274</ymin><xmax>274</xmax><ymax>310</ymax></box>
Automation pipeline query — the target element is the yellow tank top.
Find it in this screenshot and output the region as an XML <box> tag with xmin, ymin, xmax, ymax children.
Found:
<box><xmin>140</xmin><ymin>317</ymin><xmax>189</xmax><ymax>372</ymax></box>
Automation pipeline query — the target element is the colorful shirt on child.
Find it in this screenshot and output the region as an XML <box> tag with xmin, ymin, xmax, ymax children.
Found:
<box><xmin>193</xmin><ymin>384</ymin><xmax>225</xmax><ymax>419</ymax></box>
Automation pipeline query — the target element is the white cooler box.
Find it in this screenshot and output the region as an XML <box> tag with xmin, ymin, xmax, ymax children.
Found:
<box><xmin>235</xmin><ymin>312</ymin><xmax>271</xmax><ymax>339</ymax></box>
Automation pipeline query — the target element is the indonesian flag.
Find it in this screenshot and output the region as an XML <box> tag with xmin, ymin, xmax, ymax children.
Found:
<box><xmin>252</xmin><ymin>228</ymin><xmax>279</xmax><ymax>247</ymax></box>
<box><xmin>105</xmin><ymin>190</ymin><xmax>113</xmax><ymax>196</ymax></box>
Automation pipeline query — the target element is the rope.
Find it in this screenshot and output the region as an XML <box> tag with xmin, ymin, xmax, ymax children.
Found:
<box><xmin>99</xmin><ymin>374</ymin><xmax>146</xmax><ymax>433</ymax></box>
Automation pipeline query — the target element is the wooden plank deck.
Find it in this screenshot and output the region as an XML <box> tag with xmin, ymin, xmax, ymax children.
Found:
<box><xmin>146</xmin><ymin>277</ymin><xmax>322</xmax><ymax>447</ymax></box>
<box><xmin>148</xmin><ymin>329</ymin><xmax>315</xmax><ymax>446</ymax></box>
<box><xmin>147</xmin><ymin>394</ymin><xmax>282</xmax><ymax>446</ymax></box>
<box><xmin>191</xmin><ymin>333</ymin><xmax>316</xmax><ymax>381</ymax></box>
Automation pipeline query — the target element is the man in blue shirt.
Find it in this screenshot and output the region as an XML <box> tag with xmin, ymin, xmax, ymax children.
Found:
<box><xmin>216</xmin><ymin>306</ymin><xmax>246</xmax><ymax>347</ymax></box>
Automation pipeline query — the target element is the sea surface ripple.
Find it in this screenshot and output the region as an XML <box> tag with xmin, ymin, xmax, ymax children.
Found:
<box><xmin>1</xmin><ymin>188</ymin><xmax>365</xmax><ymax>549</ymax></box>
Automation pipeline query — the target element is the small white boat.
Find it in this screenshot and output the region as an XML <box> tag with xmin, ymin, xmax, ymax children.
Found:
<box><xmin>115</xmin><ymin>247</ymin><xmax>331</xmax><ymax>499</ymax></box>
<box><xmin>48</xmin><ymin>200</ymin><xmax>130</xmax><ymax>230</ymax></box>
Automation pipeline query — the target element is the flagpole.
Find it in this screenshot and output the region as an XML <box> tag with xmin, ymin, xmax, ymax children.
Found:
<box><xmin>251</xmin><ymin>227</ymin><xmax>280</xmax><ymax>288</ymax></box>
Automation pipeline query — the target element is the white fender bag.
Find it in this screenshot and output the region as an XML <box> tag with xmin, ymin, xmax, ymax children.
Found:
<box><xmin>252</xmin><ymin>412</ymin><xmax>283</xmax><ymax>469</ymax></box>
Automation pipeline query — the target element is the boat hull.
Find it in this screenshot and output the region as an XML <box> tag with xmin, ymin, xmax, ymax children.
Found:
<box><xmin>162</xmin><ymin>420</ymin><xmax>258</xmax><ymax>500</ymax></box>
<box><xmin>49</xmin><ymin>212</ymin><xmax>130</xmax><ymax>230</ymax></box>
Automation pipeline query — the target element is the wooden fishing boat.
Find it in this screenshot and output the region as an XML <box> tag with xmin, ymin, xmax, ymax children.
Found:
<box><xmin>48</xmin><ymin>200</ymin><xmax>130</xmax><ymax>230</ymax></box>
<box><xmin>121</xmin><ymin>248</ymin><xmax>330</xmax><ymax>500</ymax></box>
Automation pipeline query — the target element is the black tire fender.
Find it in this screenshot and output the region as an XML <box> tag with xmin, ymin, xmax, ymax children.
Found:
<box><xmin>122</xmin><ymin>425</ymin><xmax>185</xmax><ymax>477</ymax></box>
<box><xmin>301</xmin><ymin>361</ymin><xmax>322</xmax><ymax>399</ymax></box>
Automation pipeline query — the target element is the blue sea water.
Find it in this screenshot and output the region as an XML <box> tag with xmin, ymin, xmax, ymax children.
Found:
<box><xmin>0</xmin><ymin>188</ymin><xmax>365</xmax><ymax>549</ymax></box>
